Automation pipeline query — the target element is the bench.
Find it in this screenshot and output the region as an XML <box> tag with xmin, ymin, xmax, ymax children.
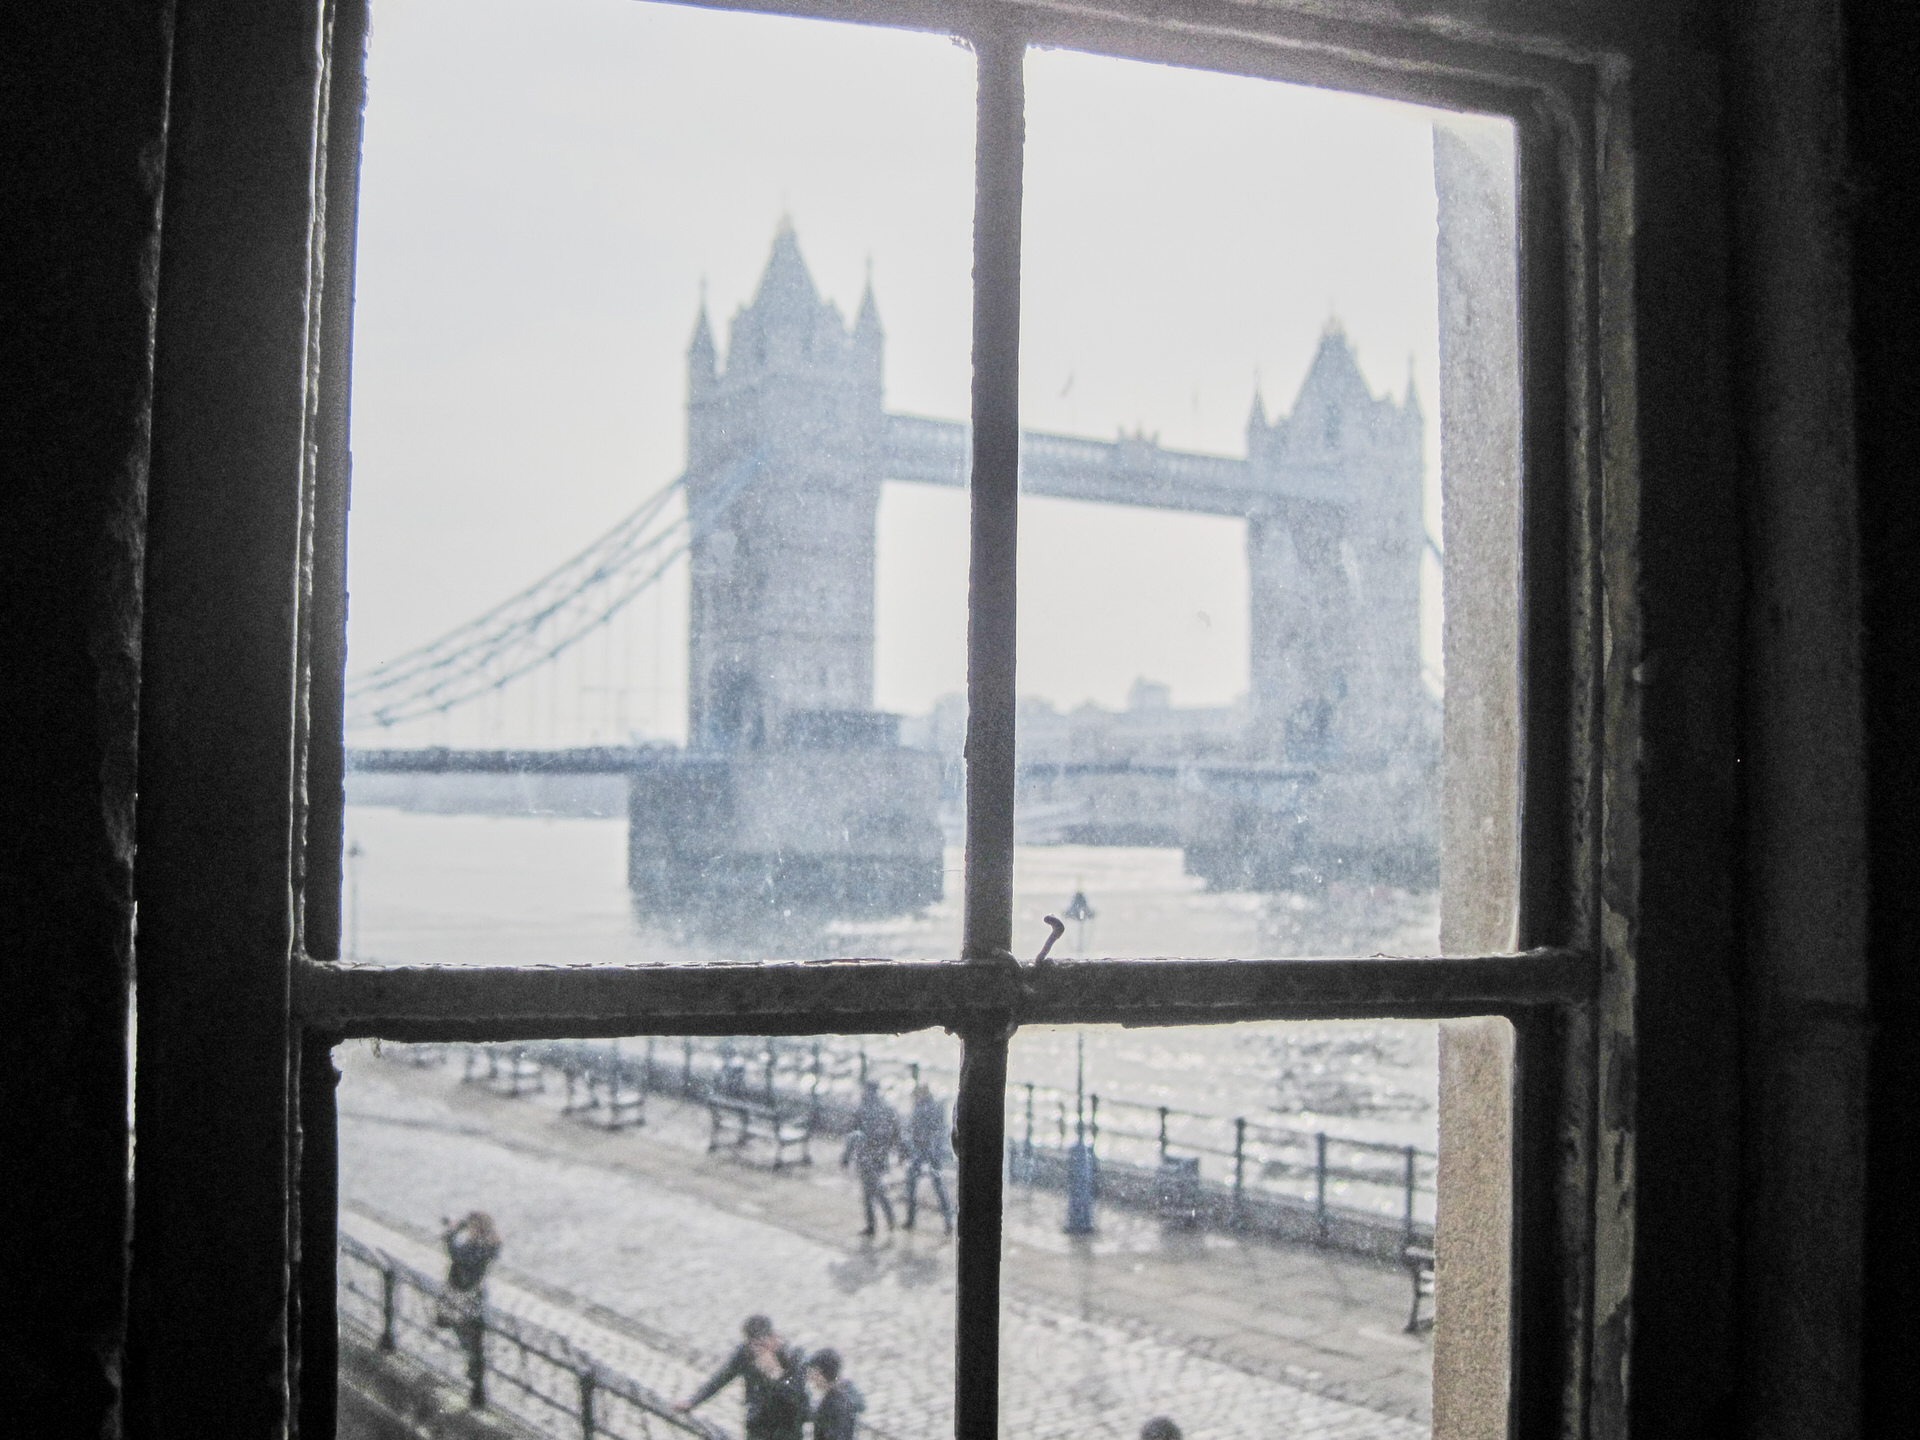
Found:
<box><xmin>557</xmin><ymin>1053</ymin><xmax>647</xmax><ymax>1131</ymax></box>
<box><xmin>463</xmin><ymin>1044</ymin><xmax>545</xmax><ymax>1098</ymax></box>
<box><xmin>707</xmin><ymin>1098</ymin><xmax>813</xmax><ymax>1170</ymax></box>
<box><xmin>1155</xmin><ymin>1155</ymin><xmax>1203</xmax><ymax>1230</ymax></box>
<box><xmin>1403</xmin><ymin>1244</ymin><xmax>1435</xmax><ymax>1333</ymax></box>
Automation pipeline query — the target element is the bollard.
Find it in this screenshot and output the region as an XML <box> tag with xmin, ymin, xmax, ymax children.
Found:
<box><xmin>378</xmin><ymin>1266</ymin><xmax>397</xmax><ymax>1352</ymax></box>
<box><xmin>1024</xmin><ymin>1084</ymin><xmax>1037</xmax><ymax>1186</ymax></box>
<box><xmin>682</xmin><ymin>1038</ymin><xmax>693</xmax><ymax>1097</ymax></box>
<box><xmin>645</xmin><ymin>1036</ymin><xmax>657</xmax><ymax>1094</ymax></box>
<box><xmin>1158</xmin><ymin>1106</ymin><xmax>1169</xmax><ymax>1163</ymax></box>
<box><xmin>462</xmin><ymin>1313</ymin><xmax>487</xmax><ymax>1409</ymax></box>
<box><xmin>1315</xmin><ymin>1131</ymin><xmax>1330</xmax><ymax>1241</ymax></box>
<box><xmin>810</xmin><ymin>1042</ymin><xmax>824</xmax><ymax>1127</ymax></box>
<box><xmin>1089</xmin><ymin>1095</ymin><xmax>1102</xmax><ymax>1199</ymax></box>
<box><xmin>1403</xmin><ymin>1145</ymin><xmax>1418</xmax><ymax>1245</ymax></box>
<box><xmin>1233</xmin><ymin>1118</ymin><xmax>1247</xmax><ymax>1226</ymax></box>
<box><xmin>578</xmin><ymin>1368</ymin><xmax>597</xmax><ymax>1440</ymax></box>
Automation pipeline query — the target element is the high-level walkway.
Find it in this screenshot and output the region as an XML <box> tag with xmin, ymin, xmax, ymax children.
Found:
<box><xmin>338</xmin><ymin>1046</ymin><xmax>1431</xmax><ymax>1440</ymax></box>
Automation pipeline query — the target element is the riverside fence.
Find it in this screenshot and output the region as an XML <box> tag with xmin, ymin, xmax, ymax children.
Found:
<box><xmin>339</xmin><ymin>1231</ymin><xmax>734</xmax><ymax>1440</ymax></box>
<box><xmin>382</xmin><ymin>1036</ymin><xmax>1435</xmax><ymax>1261</ymax></box>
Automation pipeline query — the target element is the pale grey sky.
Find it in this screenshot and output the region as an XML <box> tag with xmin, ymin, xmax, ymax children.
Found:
<box><xmin>346</xmin><ymin>0</ymin><xmax>1471</xmax><ymax>745</ymax></box>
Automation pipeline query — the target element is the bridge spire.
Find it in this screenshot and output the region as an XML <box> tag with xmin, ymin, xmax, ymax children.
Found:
<box><xmin>687</xmin><ymin>289</ymin><xmax>717</xmax><ymax>397</ymax></box>
<box><xmin>853</xmin><ymin>262</ymin><xmax>884</xmax><ymax>389</ymax></box>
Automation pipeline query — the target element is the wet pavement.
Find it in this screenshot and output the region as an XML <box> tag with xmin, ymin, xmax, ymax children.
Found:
<box><xmin>338</xmin><ymin>1044</ymin><xmax>1430</xmax><ymax>1440</ymax></box>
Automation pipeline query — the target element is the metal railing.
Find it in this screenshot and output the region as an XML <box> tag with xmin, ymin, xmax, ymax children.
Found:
<box><xmin>1005</xmin><ymin>1084</ymin><xmax>1435</xmax><ymax>1255</ymax></box>
<box><xmin>339</xmin><ymin>1232</ymin><xmax>733</xmax><ymax>1440</ymax></box>
<box><xmin>386</xmin><ymin>1037</ymin><xmax>1434</xmax><ymax>1256</ymax></box>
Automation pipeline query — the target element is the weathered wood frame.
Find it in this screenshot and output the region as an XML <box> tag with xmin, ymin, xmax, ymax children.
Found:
<box><xmin>130</xmin><ymin>1</ymin><xmax>1629</xmax><ymax>1436</ymax></box>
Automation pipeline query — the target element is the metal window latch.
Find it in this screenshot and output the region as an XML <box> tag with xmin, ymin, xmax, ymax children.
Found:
<box><xmin>1034</xmin><ymin>915</ymin><xmax>1066</xmax><ymax>965</ymax></box>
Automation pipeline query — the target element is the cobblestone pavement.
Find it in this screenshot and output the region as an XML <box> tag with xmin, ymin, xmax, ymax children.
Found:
<box><xmin>338</xmin><ymin>1046</ymin><xmax>1429</xmax><ymax>1440</ymax></box>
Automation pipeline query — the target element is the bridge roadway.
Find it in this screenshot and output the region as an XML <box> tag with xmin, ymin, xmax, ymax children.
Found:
<box><xmin>338</xmin><ymin>1045</ymin><xmax>1431</xmax><ymax>1440</ymax></box>
<box><xmin>881</xmin><ymin>413</ymin><xmax>1347</xmax><ymax>515</ymax></box>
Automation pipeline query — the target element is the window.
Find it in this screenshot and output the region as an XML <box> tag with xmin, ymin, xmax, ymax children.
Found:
<box><xmin>131</xmin><ymin>1</ymin><xmax>1619</xmax><ymax>1435</ymax></box>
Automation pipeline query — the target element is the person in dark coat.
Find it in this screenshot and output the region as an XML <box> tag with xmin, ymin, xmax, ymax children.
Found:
<box><xmin>437</xmin><ymin>1212</ymin><xmax>501</xmax><ymax>1407</ymax></box>
<box><xmin>902</xmin><ymin>1081</ymin><xmax>954</xmax><ymax>1235</ymax></box>
<box><xmin>841</xmin><ymin>1081</ymin><xmax>901</xmax><ymax>1236</ymax></box>
<box><xmin>805</xmin><ymin>1349</ymin><xmax>865</xmax><ymax>1440</ymax></box>
<box><xmin>676</xmin><ymin>1314</ymin><xmax>811</xmax><ymax>1440</ymax></box>
<box><xmin>441</xmin><ymin>1210</ymin><xmax>502</xmax><ymax>1294</ymax></box>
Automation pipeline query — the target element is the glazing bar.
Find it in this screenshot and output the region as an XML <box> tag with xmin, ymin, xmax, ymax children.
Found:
<box><xmin>962</xmin><ymin>30</ymin><xmax>1024</xmax><ymax>962</ymax></box>
<box><xmin>954</xmin><ymin>1025</ymin><xmax>1010</xmax><ymax>1440</ymax></box>
<box><xmin>294</xmin><ymin>949</ymin><xmax>1594</xmax><ymax>1037</ymax></box>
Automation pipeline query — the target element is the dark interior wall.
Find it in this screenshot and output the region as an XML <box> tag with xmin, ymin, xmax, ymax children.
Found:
<box><xmin>1848</xmin><ymin>1</ymin><xmax>1920</xmax><ymax>1432</ymax></box>
<box><xmin>1617</xmin><ymin>10</ymin><xmax>1747</xmax><ymax>1434</ymax></box>
<box><xmin>0</xmin><ymin>3</ymin><xmax>173</xmax><ymax>1435</ymax></box>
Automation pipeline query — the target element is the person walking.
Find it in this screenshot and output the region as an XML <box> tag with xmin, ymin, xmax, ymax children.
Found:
<box><xmin>805</xmin><ymin>1349</ymin><xmax>866</xmax><ymax>1440</ymax></box>
<box><xmin>676</xmin><ymin>1315</ymin><xmax>811</xmax><ymax>1440</ymax></box>
<box><xmin>902</xmin><ymin>1080</ymin><xmax>954</xmax><ymax>1235</ymax></box>
<box><xmin>841</xmin><ymin>1081</ymin><xmax>901</xmax><ymax>1236</ymax></box>
<box><xmin>437</xmin><ymin>1212</ymin><xmax>501</xmax><ymax>1407</ymax></box>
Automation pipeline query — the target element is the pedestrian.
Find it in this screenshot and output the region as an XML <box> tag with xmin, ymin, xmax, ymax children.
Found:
<box><xmin>436</xmin><ymin>1212</ymin><xmax>501</xmax><ymax>1407</ymax></box>
<box><xmin>902</xmin><ymin>1080</ymin><xmax>954</xmax><ymax>1234</ymax></box>
<box><xmin>841</xmin><ymin>1080</ymin><xmax>901</xmax><ymax>1236</ymax></box>
<box><xmin>1140</xmin><ymin>1418</ymin><xmax>1182</xmax><ymax>1440</ymax></box>
<box><xmin>676</xmin><ymin>1314</ymin><xmax>811</xmax><ymax>1440</ymax></box>
<box><xmin>441</xmin><ymin>1211</ymin><xmax>502</xmax><ymax>1296</ymax></box>
<box><xmin>805</xmin><ymin>1348</ymin><xmax>866</xmax><ymax>1440</ymax></box>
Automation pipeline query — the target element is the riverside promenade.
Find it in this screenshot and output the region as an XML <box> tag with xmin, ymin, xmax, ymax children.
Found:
<box><xmin>338</xmin><ymin>1044</ymin><xmax>1431</xmax><ymax>1440</ymax></box>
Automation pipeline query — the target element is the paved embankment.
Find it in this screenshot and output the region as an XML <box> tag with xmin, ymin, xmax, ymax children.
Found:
<box><xmin>338</xmin><ymin>1045</ymin><xmax>1431</xmax><ymax>1440</ymax></box>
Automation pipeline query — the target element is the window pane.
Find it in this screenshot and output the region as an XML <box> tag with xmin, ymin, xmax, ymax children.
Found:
<box><xmin>342</xmin><ymin>0</ymin><xmax>973</xmax><ymax>963</ymax></box>
<box><xmin>1009</xmin><ymin>50</ymin><xmax>1520</xmax><ymax>960</ymax></box>
<box><xmin>999</xmin><ymin>1022</ymin><xmax>1439</xmax><ymax>1438</ymax></box>
<box><xmin>337</xmin><ymin>1030</ymin><xmax>961</xmax><ymax>1436</ymax></box>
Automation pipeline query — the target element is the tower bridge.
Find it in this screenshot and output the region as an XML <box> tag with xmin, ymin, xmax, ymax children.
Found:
<box><xmin>348</xmin><ymin>223</ymin><xmax>1437</xmax><ymax>919</ymax></box>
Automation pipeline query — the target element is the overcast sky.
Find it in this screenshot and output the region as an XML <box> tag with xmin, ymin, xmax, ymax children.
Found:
<box><xmin>346</xmin><ymin>0</ymin><xmax>1477</xmax><ymax>745</ymax></box>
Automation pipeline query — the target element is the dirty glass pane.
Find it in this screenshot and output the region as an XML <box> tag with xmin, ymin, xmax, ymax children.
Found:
<box><xmin>999</xmin><ymin>1022</ymin><xmax>1439</xmax><ymax>1439</ymax></box>
<box><xmin>342</xmin><ymin>0</ymin><xmax>972</xmax><ymax>964</ymax></box>
<box><xmin>337</xmin><ymin>1030</ymin><xmax>961</xmax><ymax>1437</ymax></box>
<box><xmin>1008</xmin><ymin>49</ymin><xmax>1520</xmax><ymax>961</ymax></box>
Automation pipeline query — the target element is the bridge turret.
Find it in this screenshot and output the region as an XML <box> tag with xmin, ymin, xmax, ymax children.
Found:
<box><xmin>1245</xmin><ymin>326</ymin><xmax>1432</xmax><ymax>782</ymax></box>
<box><xmin>852</xmin><ymin>271</ymin><xmax>884</xmax><ymax>396</ymax></box>
<box><xmin>685</xmin><ymin>222</ymin><xmax>887</xmax><ymax>755</ymax></box>
<box><xmin>687</xmin><ymin>300</ymin><xmax>717</xmax><ymax>400</ymax></box>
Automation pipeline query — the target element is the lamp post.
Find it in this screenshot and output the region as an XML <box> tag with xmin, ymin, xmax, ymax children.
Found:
<box><xmin>1065</xmin><ymin>1030</ymin><xmax>1095</xmax><ymax>1234</ymax></box>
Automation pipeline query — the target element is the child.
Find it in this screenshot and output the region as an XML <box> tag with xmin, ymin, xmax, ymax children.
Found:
<box><xmin>805</xmin><ymin>1348</ymin><xmax>865</xmax><ymax>1440</ymax></box>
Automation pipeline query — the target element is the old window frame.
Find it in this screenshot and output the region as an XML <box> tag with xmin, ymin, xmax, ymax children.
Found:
<box><xmin>131</xmin><ymin>0</ymin><xmax>1625</xmax><ymax>1436</ymax></box>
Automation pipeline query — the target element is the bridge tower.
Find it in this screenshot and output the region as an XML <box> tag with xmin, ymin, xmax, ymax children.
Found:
<box><xmin>685</xmin><ymin>220</ymin><xmax>887</xmax><ymax>752</ymax></box>
<box><xmin>630</xmin><ymin>223</ymin><xmax>942</xmax><ymax>924</ymax></box>
<box><xmin>1245</xmin><ymin>325</ymin><xmax>1429</xmax><ymax>765</ymax></box>
<box><xmin>1211</xmin><ymin>325</ymin><xmax>1436</xmax><ymax>886</ymax></box>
